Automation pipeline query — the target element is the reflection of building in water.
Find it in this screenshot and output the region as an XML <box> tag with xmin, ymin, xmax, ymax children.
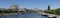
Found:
<box><xmin>10</xmin><ymin>3</ymin><xmax>19</xmax><ymax>11</ymax></box>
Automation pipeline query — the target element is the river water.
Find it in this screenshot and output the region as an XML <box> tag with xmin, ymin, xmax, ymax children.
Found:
<box><xmin>1</xmin><ymin>12</ymin><xmax>60</xmax><ymax>18</ymax></box>
<box><xmin>2</xmin><ymin>12</ymin><xmax>49</xmax><ymax>18</ymax></box>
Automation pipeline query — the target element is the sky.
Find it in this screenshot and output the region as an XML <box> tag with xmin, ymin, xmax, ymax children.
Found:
<box><xmin>0</xmin><ymin>0</ymin><xmax>60</xmax><ymax>10</ymax></box>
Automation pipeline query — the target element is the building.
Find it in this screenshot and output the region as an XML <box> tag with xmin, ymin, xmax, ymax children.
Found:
<box><xmin>32</xmin><ymin>8</ymin><xmax>42</xmax><ymax>12</ymax></box>
<box><xmin>10</xmin><ymin>3</ymin><xmax>19</xmax><ymax>11</ymax></box>
<box><xmin>19</xmin><ymin>8</ymin><xmax>26</xmax><ymax>11</ymax></box>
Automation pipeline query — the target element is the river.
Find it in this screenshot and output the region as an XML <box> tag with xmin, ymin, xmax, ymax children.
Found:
<box><xmin>1</xmin><ymin>12</ymin><xmax>60</xmax><ymax>18</ymax></box>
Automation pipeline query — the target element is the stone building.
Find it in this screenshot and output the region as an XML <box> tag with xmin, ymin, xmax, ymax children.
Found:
<box><xmin>10</xmin><ymin>3</ymin><xmax>19</xmax><ymax>11</ymax></box>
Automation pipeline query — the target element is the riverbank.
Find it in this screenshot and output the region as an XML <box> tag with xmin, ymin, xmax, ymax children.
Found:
<box><xmin>35</xmin><ymin>12</ymin><xmax>60</xmax><ymax>18</ymax></box>
<box><xmin>0</xmin><ymin>13</ymin><xmax>20</xmax><ymax>16</ymax></box>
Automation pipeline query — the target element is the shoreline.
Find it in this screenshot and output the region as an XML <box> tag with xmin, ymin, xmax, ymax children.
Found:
<box><xmin>0</xmin><ymin>13</ymin><xmax>19</xmax><ymax>16</ymax></box>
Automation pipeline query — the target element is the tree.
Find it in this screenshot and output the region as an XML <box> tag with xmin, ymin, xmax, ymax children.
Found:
<box><xmin>0</xmin><ymin>9</ymin><xmax>2</xmax><ymax>13</ymax></box>
<box><xmin>45</xmin><ymin>8</ymin><xmax>60</xmax><ymax>15</ymax></box>
<box><xmin>48</xmin><ymin>5</ymin><xmax>50</xmax><ymax>10</ymax></box>
<box><xmin>55</xmin><ymin>8</ymin><xmax>60</xmax><ymax>15</ymax></box>
<box><xmin>24</xmin><ymin>8</ymin><xmax>30</xmax><ymax>12</ymax></box>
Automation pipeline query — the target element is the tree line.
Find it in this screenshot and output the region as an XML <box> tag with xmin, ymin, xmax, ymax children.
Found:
<box><xmin>44</xmin><ymin>5</ymin><xmax>60</xmax><ymax>15</ymax></box>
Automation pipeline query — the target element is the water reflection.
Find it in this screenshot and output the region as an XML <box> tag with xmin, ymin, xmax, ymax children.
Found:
<box><xmin>2</xmin><ymin>12</ymin><xmax>49</xmax><ymax>18</ymax></box>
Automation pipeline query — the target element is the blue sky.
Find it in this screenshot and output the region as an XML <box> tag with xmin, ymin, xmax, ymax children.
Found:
<box><xmin>0</xmin><ymin>0</ymin><xmax>60</xmax><ymax>10</ymax></box>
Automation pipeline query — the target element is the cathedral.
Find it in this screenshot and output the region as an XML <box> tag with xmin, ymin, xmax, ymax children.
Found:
<box><xmin>10</xmin><ymin>3</ymin><xmax>19</xmax><ymax>11</ymax></box>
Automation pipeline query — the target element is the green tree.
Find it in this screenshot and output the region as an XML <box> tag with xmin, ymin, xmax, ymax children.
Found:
<box><xmin>48</xmin><ymin>5</ymin><xmax>50</xmax><ymax>10</ymax></box>
<box><xmin>55</xmin><ymin>8</ymin><xmax>60</xmax><ymax>15</ymax></box>
<box><xmin>0</xmin><ymin>9</ymin><xmax>2</xmax><ymax>13</ymax></box>
<box><xmin>24</xmin><ymin>8</ymin><xmax>30</xmax><ymax>12</ymax></box>
<box><xmin>46</xmin><ymin>10</ymin><xmax>55</xmax><ymax>14</ymax></box>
